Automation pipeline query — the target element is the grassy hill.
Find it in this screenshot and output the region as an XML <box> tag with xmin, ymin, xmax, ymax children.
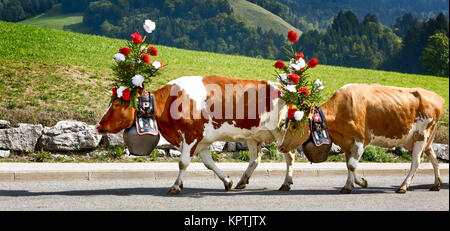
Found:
<box><xmin>0</xmin><ymin>20</ymin><xmax>448</xmax><ymax>143</ymax></box>
<box><xmin>228</xmin><ymin>0</ymin><xmax>301</xmax><ymax>36</ymax></box>
<box><xmin>18</xmin><ymin>4</ymin><xmax>91</xmax><ymax>34</ymax></box>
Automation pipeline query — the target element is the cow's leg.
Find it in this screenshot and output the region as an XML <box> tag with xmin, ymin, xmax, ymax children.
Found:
<box><xmin>396</xmin><ymin>138</ymin><xmax>427</xmax><ymax>193</ymax></box>
<box><xmin>340</xmin><ymin>141</ymin><xmax>366</xmax><ymax>193</ymax></box>
<box><xmin>236</xmin><ymin>141</ymin><xmax>262</xmax><ymax>189</ymax></box>
<box><xmin>279</xmin><ymin>151</ymin><xmax>295</xmax><ymax>191</ymax></box>
<box><xmin>199</xmin><ymin>148</ymin><xmax>233</xmax><ymax>191</ymax></box>
<box><xmin>424</xmin><ymin>147</ymin><xmax>442</xmax><ymax>191</ymax></box>
<box><xmin>168</xmin><ymin>142</ymin><xmax>193</xmax><ymax>195</ymax></box>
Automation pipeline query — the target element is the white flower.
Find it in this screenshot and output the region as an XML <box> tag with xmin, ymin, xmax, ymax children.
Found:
<box><xmin>152</xmin><ymin>60</ymin><xmax>162</xmax><ymax>69</ymax></box>
<box><xmin>294</xmin><ymin>111</ymin><xmax>304</xmax><ymax>121</ymax></box>
<box><xmin>284</xmin><ymin>85</ymin><xmax>297</xmax><ymax>93</ymax></box>
<box><xmin>277</xmin><ymin>74</ymin><xmax>288</xmax><ymax>83</ymax></box>
<box><xmin>143</xmin><ymin>19</ymin><xmax>156</xmax><ymax>33</ymax></box>
<box><xmin>289</xmin><ymin>58</ymin><xmax>305</xmax><ymax>72</ymax></box>
<box><xmin>116</xmin><ymin>86</ymin><xmax>127</xmax><ymax>98</ymax></box>
<box><xmin>113</xmin><ymin>53</ymin><xmax>126</xmax><ymax>62</ymax></box>
<box><xmin>314</xmin><ymin>79</ymin><xmax>324</xmax><ymax>90</ymax></box>
<box><xmin>140</xmin><ymin>46</ymin><xmax>147</xmax><ymax>52</ymax></box>
<box><xmin>132</xmin><ymin>75</ymin><xmax>145</xmax><ymax>88</ymax></box>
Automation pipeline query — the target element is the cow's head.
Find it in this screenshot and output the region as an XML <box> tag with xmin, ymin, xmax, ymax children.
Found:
<box><xmin>278</xmin><ymin>119</ymin><xmax>311</xmax><ymax>153</ymax></box>
<box><xmin>277</xmin><ymin>106</ymin><xmax>314</xmax><ymax>153</ymax></box>
<box><xmin>96</xmin><ymin>98</ymin><xmax>137</xmax><ymax>135</ymax></box>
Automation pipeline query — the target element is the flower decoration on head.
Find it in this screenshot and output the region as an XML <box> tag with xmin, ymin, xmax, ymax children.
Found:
<box><xmin>274</xmin><ymin>30</ymin><xmax>324</xmax><ymax>127</ymax></box>
<box><xmin>110</xmin><ymin>19</ymin><xmax>164</xmax><ymax>108</ymax></box>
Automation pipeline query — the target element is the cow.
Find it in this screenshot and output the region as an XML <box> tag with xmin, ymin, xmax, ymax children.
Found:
<box><xmin>279</xmin><ymin>83</ymin><xmax>445</xmax><ymax>193</ymax></box>
<box><xmin>97</xmin><ymin>75</ymin><xmax>294</xmax><ymax>194</ymax></box>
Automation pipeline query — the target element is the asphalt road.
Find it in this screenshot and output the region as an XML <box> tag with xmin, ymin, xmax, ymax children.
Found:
<box><xmin>0</xmin><ymin>174</ymin><xmax>448</xmax><ymax>211</ymax></box>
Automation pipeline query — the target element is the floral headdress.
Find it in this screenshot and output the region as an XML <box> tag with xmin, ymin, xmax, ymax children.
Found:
<box><xmin>274</xmin><ymin>30</ymin><xmax>324</xmax><ymax>129</ymax></box>
<box><xmin>110</xmin><ymin>19</ymin><xmax>163</xmax><ymax>109</ymax></box>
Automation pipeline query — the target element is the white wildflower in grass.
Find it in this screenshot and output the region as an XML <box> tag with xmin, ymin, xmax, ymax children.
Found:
<box><xmin>113</xmin><ymin>53</ymin><xmax>126</xmax><ymax>62</ymax></box>
<box><xmin>143</xmin><ymin>19</ymin><xmax>156</xmax><ymax>33</ymax></box>
<box><xmin>132</xmin><ymin>75</ymin><xmax>145</xmax><ymax>88</ymax></box>
<box><xmin>294</xmin><ymin>111</ymin><xmax>304</xmax><ymax>121</ymax></box>
<box><xmin>152</xmin><ymin>60</ymin><xmax>162</xmax><ymax>69</ymax></box>
<box><xmin>284</xmin><ymin>84</ymin><xmax>297</xmax><ymax>93</ymax></box>
<box><xmin>117</xmin><ymin>86</ymin><xmax>127</xmax><ymax>98</ymax></box>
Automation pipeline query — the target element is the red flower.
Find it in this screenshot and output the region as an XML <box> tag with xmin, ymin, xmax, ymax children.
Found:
<box><xmin>287</xmin><ymin>74</ymin><xmax>299</xmax><ymax>84</ymax></box>
<box><xmin>288</xmin><ymin>108</ymin><xmax>297</xmax><ymax>119</ymax></box>
<box><xmin>111</xmin><ymin>88</ymin><xmax>117</xmax><ymax>98</ymax></box>
<box><xmin>298</xmin><ymin>87</ymin><xmax>310</xmax><ymax>96</ymax></box>
<box><xmin>122</xmin><ymin>89</ymin><xmax>131</xmax><ymax>101</ymax></box>
<box><xmin>147</xmin><ymin>46</ymin><xmax>158</xmax><ymax>56</ymax></box>
<box><xmin>119</xmin><ymin>47</ymin><xmax>130</xmax><ymax>56</ymax></box>
<box><xmin>296</xmin><ymin>53</ymin><xmax>304</xmax><ymax>60</ymax></box>
<box><xmin>130</xmin><ymin>33</ymin><xmax>143</xmax><ymax>44</ymax></box>
<box><xmin>141</xmin><ymin>53</ymin><xmax>151</xmax><ymax>64</ymax></box>
<box><xmin>287</xmin><ymin>30</ymin><xmax>298</xmax><ymax>43</ymax></box>
<box><xmin>277</xmin><ymin>90</ymin><xmax>282</xmax><ymax>98</ymax></box>
<box><xmin>274</xmin><ymin>60</ymin><xmax>285</xmax><ymax>69</ymax></box>
<box><xmin>307</xmin><ymin>58</ymin><xmax>319</xmax><ymax>68</ymax></box>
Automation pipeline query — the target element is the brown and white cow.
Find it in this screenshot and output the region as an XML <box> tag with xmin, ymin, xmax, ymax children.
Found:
<box><xmin>97</xmin><ymin>75</ymin><xmax>293</xmax><ymax>194</ymax></box>
<box><xmin>279</xmin><ymin>83</ymin><xmax>445</xmax><ymax>193</ymax></box>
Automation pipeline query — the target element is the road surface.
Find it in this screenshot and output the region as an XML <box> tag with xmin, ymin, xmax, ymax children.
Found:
<box><xmin>0</xmin><ymin>173</ymin><xmax>447</xmax><ymax>211</ymax></box>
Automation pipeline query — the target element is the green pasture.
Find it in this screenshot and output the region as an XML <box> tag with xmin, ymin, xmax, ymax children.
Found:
<box><xmin>0</xmin><ymin>21</ymin><xmax>448</xmax><ymax>129</ymax></box>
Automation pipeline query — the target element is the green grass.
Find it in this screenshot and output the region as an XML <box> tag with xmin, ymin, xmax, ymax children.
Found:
<box><xmin>228</xmin><ymin>0</ymin><xmax>301</xmax><ymax>36</ymax></box>
<box><xmin>18</xmin><ymin>4</ymin><xmax>87</xmax><ymax>32</ymax></box>
<box><xmin>0</xmin><ymin>20</ymin><xmax>448</xmax><ymax>132</ymax></box>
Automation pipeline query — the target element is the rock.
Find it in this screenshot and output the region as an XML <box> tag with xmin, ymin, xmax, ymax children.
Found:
<box><xmin>0</xmin><ymin>120</ymin><xmax>11</xmax><ymax>129</ymax></box>
<box><xmin>432</xmin><ymin>143</ymin><xmax>449</xmax><ymax>161</ymax></box>
<box><xmin>169</xmin><ymin>149</ymin><xmax>181</xmax><ymax>157</ymax></box>
<box><xmin>261</xmin><ymin>147</ymin><xmax>270</xmax><ymax>156</ymax></box>
<box><xmin>296</xmin><ymin>146</ymin><xmax>306</xmax><ymax>159</ymax></box>
<box><xmin>155</xmin><ymin>149</ymin><xmax>166</xmax><ymax>156</ymax></box>
<box><xmin>102</xmin><ymin>131</ymin><xmax>125</xmax><ymax>147</ymax></box>
<box><xmin>0</xmin><ymin>150</ymin><xmax>10</xmax><ymax>158</ymax></box>
<box><xmin>157</xmin><ymin>136</ymin><xmax>177</xmax><ymax>150</ymax></box>
<box><xmin>236</xmin><ymin>142</ymin><xmax>248</xmax><ymax>151</ymax></box>
<box><xmin>0</xmin><ymin>123</ymin><xmax>43</xmax><ymax>152</ymax></box>
<box><xmin>330</xmin><ymin>143</ymin><xmax>343</xmax><ymax>155</ymax></box>
<box><xmin>38</xmin><ymin>121</ymin><xmax>102</xmax><ymax>151</ymax></box>
<box><xmin>225</xmin><ymin>142</ymin><xmax>237</xmax><ymax>152</ymax></box>
<box><xmin>210</xmin><ymin>141</ymin><xmax>226</xmax><ymax>152</ymax></box>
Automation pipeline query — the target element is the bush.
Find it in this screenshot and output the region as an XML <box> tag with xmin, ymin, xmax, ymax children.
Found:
<box><xmin>362</xmin><ymin>146</ymin><xmax>392</xmax><ymax>162</ymax></box>
<box><xmin>33</xmin><ymin>150</ymin><xmax>52</xmax><ymax>162</ymax></box>
<box><xmin>106</xmin><ymin>145</ymin><xmax>126</xmax><ymax>159</ymax></box>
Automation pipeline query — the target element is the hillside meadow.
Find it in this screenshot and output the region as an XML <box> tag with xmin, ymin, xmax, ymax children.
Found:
<box><xmin>0</xmin><ymin>21</ymin><xmax>448</xmax><ymax>144</ymax></box>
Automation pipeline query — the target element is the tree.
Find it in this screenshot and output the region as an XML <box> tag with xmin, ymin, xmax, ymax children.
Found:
<box><xmin>420</xmin><ymin>33</ymin><xmax>449</xmax><ymax>77</ymax></box>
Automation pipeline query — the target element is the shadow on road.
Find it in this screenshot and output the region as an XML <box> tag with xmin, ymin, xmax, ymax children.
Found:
<box><xmin>0</xmin><ymin>183</ymin><xmax>447</xmax><ymax>198</ymax></box>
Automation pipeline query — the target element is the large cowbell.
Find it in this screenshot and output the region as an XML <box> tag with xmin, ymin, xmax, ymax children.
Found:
<box><xmin>123</xmin><ymin>91</ymin><xmax>160</xmax><ymax>156</ymax></box>
<box><xmin>302</xmin><ymin>106</ymin><xmax>332</xmax><ymax>163</ymax></box>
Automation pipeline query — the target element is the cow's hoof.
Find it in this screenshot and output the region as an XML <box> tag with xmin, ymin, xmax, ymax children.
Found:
<box><xmin>358</xmin><ymin>178</ymin><xmax>368</xmax><ymax>188</ymax></box>
<box><xmin>339</xmin><ymin>188</ymin><xmax>352</xmax><ymax>194</ymax></box>
<box><xmin>179</xmin><ymin>183</ymin><xmax>183</xmax><ymax>189</ymax></box>
<box><xmin>224</xmin><ymin>180</ymin><xmax>233</xmax><ymax>191</ymax></box>
<box><xmin>430</xmin><ymin>185</ymin><xmax>441</xmax><ymax>191</ymax></box>
<box><xmin>278</xmin><ymin>184</ymin><xmax>291</xmax><ymax>191</ymax></box>
<box><xmin>167</xmin><ymin>187</ymin><xmax>181</xmax><ymax>195</ymax></box>
<box><xmin>235</xmin><ymin>183</ymin><xmax>246</xmax><ymax>190</ymax></box>
<box><xmin>395</xmin><ymin>188</ymin><xmax>407</xmax><ymax>194</ymax></box>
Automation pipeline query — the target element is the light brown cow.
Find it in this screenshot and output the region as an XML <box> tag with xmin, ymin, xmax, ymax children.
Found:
<box><xmin>97</xmin><ymin>75</ymin><xmax>293</xmax><ymax>194</ymax></box>
<box><xmin>280</xmin><ymin>83</ymin><xmax>445</xmax><ymax>193</ymax></box>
